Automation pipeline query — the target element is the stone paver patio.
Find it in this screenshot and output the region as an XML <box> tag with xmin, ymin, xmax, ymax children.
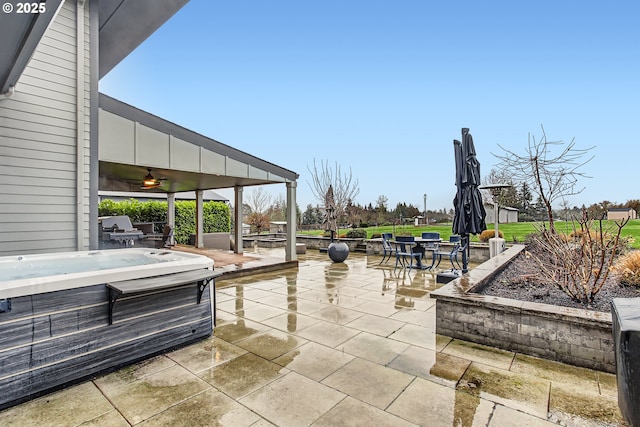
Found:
<box><xmin>0</xmin><ymin>248</ymin><xmax>626</xmax><ymax>426</ymax></box>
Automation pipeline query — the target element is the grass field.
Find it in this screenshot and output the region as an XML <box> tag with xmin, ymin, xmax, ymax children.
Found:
<box><xmin>300</xmin><ymin>219</ymin><xmax>640</xmax><ymax>248</ymax></box>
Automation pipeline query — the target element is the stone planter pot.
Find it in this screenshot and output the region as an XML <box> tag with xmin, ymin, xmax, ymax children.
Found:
<box><xmin>328</xmin><ymin>241</ymin><xmax>349</xmax><ymax>263</ymax></box>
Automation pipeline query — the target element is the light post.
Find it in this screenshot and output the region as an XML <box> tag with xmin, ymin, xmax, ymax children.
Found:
<box><xmin>479</xmin><ymin>183</ymin><xmax>511</xmax><ymax>258</ymax></box>
<box><xmin>423</xmin><ymin>193</ymin><xmax>427</xmax><ymax>225</ymax></box>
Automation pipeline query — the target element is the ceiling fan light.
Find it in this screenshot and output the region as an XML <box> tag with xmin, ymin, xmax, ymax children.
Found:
<box><xmin>142</xmin><ymin>169</ymin><xmax>158</xmax><ymax>187</ymax></box>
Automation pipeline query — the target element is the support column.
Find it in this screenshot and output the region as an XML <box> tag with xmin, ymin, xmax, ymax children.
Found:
<box><xmin>285</xmin><ymin>181</ymin><xmax>297</xmax><ymax>261</ymax></box>
<box><xmin>196</xmin><ymin>190</ymin><xmax>204</xmax><ymax>248</ymax></box>
<box><xmin>234</xmin><ymin>186</ymin><xmax>243</xmax><ymax>254</ymax></box>
<box><xmin>167</xmin><ymin>193</ymin><xmax>176</xmax><ymax>246</ymax></box>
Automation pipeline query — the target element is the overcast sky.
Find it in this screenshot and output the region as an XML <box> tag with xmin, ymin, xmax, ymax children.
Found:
<box><xmin>100</xmin><ymin>0</ymin><xmax>639</xmax><ymax>212</ymax></box>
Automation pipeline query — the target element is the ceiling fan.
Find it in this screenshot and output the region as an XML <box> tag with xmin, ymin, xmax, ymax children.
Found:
<box><xmin>140</xmin><ymin>168</ymin><xmax>166</xmax><ymax>189</ymax></box>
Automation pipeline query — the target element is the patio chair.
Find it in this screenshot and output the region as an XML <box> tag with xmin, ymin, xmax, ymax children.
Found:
<box><xmin>380</xmin><ymin>233</ymin><xmax>396</xmax><ymax>264</ymax></box>
<box><xmin>144</xmin><ymin>225</ymin><xmax>174</xmax><ymax>248</ymax></box>
<box><xmin>158</xmin><ymin>225</ymin><xmax>174</xmax><ymax>248</ymax></box>
<box><xmin>431</xmin><ymin>235</ymin><xmax>464</xmax><ymax>270</ymax></box>
<box><xmin>393</xmin><ymin>236</ymin><xmax>422</xmax><ymax>271</ymax></box>
<box><xmin>421</xmin><ymin>231</ymin><xmax>441</xmax><ymax>265</ymax></box>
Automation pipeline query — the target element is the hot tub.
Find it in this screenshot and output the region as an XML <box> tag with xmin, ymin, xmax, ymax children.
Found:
<box><xmin>0</xmin><ymin>248</ymin><xmax>213</xmax><ymax>298</ymax></box>
<box><xmin>0</xmin><ymin>248</ymin><xmax>217</xmax><ymax>410</ymax></box>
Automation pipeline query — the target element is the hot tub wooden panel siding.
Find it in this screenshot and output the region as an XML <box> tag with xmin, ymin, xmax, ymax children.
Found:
<box><xmin>0</xmin><ymin>283</ymin><xmax>212</xmax><ymax>410</ymax></box>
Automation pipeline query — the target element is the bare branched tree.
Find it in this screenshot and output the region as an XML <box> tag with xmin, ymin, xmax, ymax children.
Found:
<box><xmin>245</xmin><ymin>186</ymin><xmax>272</xmax><ymax>215</ymax></box>
<box><xmin>307</xmin><ymin>159</ymin><xmax>360</xmax><ymax>220</ymax></box>
<box><xmin>493</xmin><ymin>125</ymin><xmax>594</xmax><ymax>232</ymax></box>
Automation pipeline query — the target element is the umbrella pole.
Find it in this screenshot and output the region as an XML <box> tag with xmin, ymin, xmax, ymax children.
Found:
<box><xmin>461</xmin><ymin>234</ymin><xmax>469</xmax><ymax>273</ymax></box>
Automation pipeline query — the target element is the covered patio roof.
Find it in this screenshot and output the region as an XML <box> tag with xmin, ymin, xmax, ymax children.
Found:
<box><xmin>98</xmin><ymin>93</ymin><xmax>298</xmax><ymax>193</ymax></box>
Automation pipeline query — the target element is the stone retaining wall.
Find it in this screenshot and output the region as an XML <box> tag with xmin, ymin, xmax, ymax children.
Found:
<box><xmin>189</xmin><ymin>232</ymin><xmax>230</xmax><ymax>250</ymax></box>
<box><xmin>295</xmin><ymin>235</ymin><xmax>363</xmax><ymax>251</ymax></box>
<box><xmin>430</xmin><ymin>245</ymin><xmax>615</xmax><ymax>373</ymax></box>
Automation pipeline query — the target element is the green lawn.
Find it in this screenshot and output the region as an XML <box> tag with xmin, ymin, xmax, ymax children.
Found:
<box><xmin>300</xmin><ymin>219</ymin><xmax>640</xmax><ymax>248</ymax></box>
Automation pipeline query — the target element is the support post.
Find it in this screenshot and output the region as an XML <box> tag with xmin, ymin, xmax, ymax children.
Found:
<box><xmin>167</xmin><ymin>192</ymin><xmax>176</xmax><ymax>246</ymax></box>
<box><xmin>285</xmin><ymin>181</ymin><xmax>297</xmax><ymax>261</ymax></box>
<box><xmin>234</xmin><ymin>186</ymin><xmax>243</xmax><ymax>254</ymax></box>
<box><xmin>196</xmin><ymin>190</ymin><xmax>204</xmax><ymax>248</ymax></box>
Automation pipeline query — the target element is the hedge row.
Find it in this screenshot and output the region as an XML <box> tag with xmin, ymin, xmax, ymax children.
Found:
<box><xmin>98</xmin><ymin>199</ymin><xmax>230</xmax><ymax>244</ymax></box>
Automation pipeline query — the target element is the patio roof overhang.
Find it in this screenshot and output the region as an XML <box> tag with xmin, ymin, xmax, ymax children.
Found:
<box><xmin>98</xmin><ymin>93</ymin><xmax>299</xmax><ymax>193</ymax></box>
<box><xmin>0</xmin><ymin>0</ymin><xmax>189</xmax><ymax>94</ymax></box>
<box><xmin>98</xmin><ymin>0</ymin><xmax>190</xmax><ymax>79</ymax></box>
<box><xmin>0</xmin><ymin>0</ymin><xmax>65</xmax><ymax>95</ymax></box>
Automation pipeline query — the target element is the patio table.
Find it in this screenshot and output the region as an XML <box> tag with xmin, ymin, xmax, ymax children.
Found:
<box><xmin>391</xmin><ymin>238</ymin><xmax>441</xmax><ymax>270</ymax></box>
<box><xmin>413</xmin><ymin>238</ymin><xmax>442</xmax><ymax>269</ymax></box>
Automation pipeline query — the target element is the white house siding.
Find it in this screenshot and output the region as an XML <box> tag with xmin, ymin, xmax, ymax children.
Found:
<box><xmin>0</xmin><ymin>1</ymin><xmax>90</xmax><ymax>255</ymax></box>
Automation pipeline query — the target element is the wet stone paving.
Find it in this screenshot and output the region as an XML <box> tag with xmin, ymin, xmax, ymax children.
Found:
<box><xmin>0</xmin><ymin>249</ymin><xmax>628</xmax><ymax>426</ymax></box>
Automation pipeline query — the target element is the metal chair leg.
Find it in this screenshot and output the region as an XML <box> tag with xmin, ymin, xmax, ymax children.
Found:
<box><xmin>394</xmin><ymin>255</ymin><xmax>402</xmax><ymax>270</ymax></box>
<box><xmin>450</xmin><ymin>254</ymin><xmax>461</xmax><ymax>270</ymax></box>
<box><xmin>432</xmin><ymin>254</ymin><xmax>443</xmax><ymax>269</ymax></box>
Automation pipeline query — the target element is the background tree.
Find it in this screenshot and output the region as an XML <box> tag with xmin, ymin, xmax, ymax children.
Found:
<box><xmin>267</xmin><ymin>194</ymin><xmax>287</xmax><ymax>222</ymax></box>
<box><xmin>518</xmin><ymin>182</ymin><xmax>534</xmax><ymax>222</ymax></box>
<box><xmin>493</xmin><ymin>125</ymin><xmax>594</xmax><ymax>231</ymax></box>
<box><xmin>392</xmin><ymin>202</ymin><xmax>420</xmax><ymax>222</ymax></box>
<box><xmin>626</xmin><ymin>199</ymin><xmax>640</xmax><ymax>215</ymax></box>
<box><xmin>301</xmin><ymin>204</ymin><xmax>322</xmax><ymax>226</ymax></box>
<box><xmin>482</xmin><ymin>168</ymin><xmax>519</xmax><ymax>208</ymax></box>
<box><xmin>245</xmin><ymin>186</ymin><xmax>272</xmax><ymax>215</ymax></box>
<box><xmin>247</xmin><ymin>212</ymin><xmax>270</xmax><ymax>234</ymax></box>
<box><xmin>307</xmin><ymin>159</ymin><xmax>360</xmax><ymax>231</ymax></box>
<box><xmin>532</xmin><ymin>196</ymin><xmax>547</xmax><ymax>221</ymax></box>
<box><xmin>243</xmin><ymin>186</ymin><xmax>274</xmax><ymax>234</ymax></box>
<box><xmin>587</xmin><ymin>200</ymin><xmax>613</xmax><ymax>219</ymax></box>
<box><xmin>376</xmin><ymin>195</ymin><xmax>388</xmax><ymax>224</ymax></box>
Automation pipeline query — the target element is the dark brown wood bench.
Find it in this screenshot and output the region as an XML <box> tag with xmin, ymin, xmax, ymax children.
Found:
<box><xmin>106</xmin><ymin>269</ymin><xmax>222</xmax><ymax>325</ymax></box>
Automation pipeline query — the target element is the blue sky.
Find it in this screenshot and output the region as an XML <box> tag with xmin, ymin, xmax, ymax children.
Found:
<box><xmin>99</xmin><ymin>0</ymin><xmax>639</xmax><ymax>212</ymax></box>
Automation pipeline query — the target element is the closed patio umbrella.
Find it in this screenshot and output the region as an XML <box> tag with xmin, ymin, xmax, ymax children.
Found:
<box><xmin>452</xmin><ymin>128</ymin><xmax>486</xmax><ymax>272</ymax></box>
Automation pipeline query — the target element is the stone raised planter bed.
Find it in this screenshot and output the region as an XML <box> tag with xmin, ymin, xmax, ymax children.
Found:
<box><xmin>430</xmin><ymin>244</ymin><xmax>616</xmax><ymax>373</ymax></box>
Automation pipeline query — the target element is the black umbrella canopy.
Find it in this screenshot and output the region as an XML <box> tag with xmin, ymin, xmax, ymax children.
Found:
<box><xmin>452</xmin><ymin>128</ymin><xmax>487</xmax><ymax>273</ymax></box>
<box><xmin>452</xmin><ymin>139</ymin><xmax>465</xmax><ymax>234</ymax></box>
<box><xmin>453</xmin><ymin>128</ymin><xmax>486</xmax><ymax>236</ymax></box>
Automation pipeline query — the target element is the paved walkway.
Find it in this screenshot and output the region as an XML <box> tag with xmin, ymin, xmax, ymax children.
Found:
<box><xmin>0</xmin><ymin>249</ymin><xmax>626</xmax><ymax>426</ymax></box>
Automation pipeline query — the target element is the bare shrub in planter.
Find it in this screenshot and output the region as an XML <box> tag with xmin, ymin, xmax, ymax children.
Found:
<box><xmin>529</xmin><ymin>211</ymin><xmax>629</xmax><ymax>303</ymax></box>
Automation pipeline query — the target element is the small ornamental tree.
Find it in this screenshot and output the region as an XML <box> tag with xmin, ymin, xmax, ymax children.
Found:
<box><xmin>493</xmin><ymin>125</ymin><xmax>594</xmax><ymax>232</ymax></box>
<box><xmin>247</xmin><ymin>212</ymin><xmax>270</xmax><ymax>234</ymax></box>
